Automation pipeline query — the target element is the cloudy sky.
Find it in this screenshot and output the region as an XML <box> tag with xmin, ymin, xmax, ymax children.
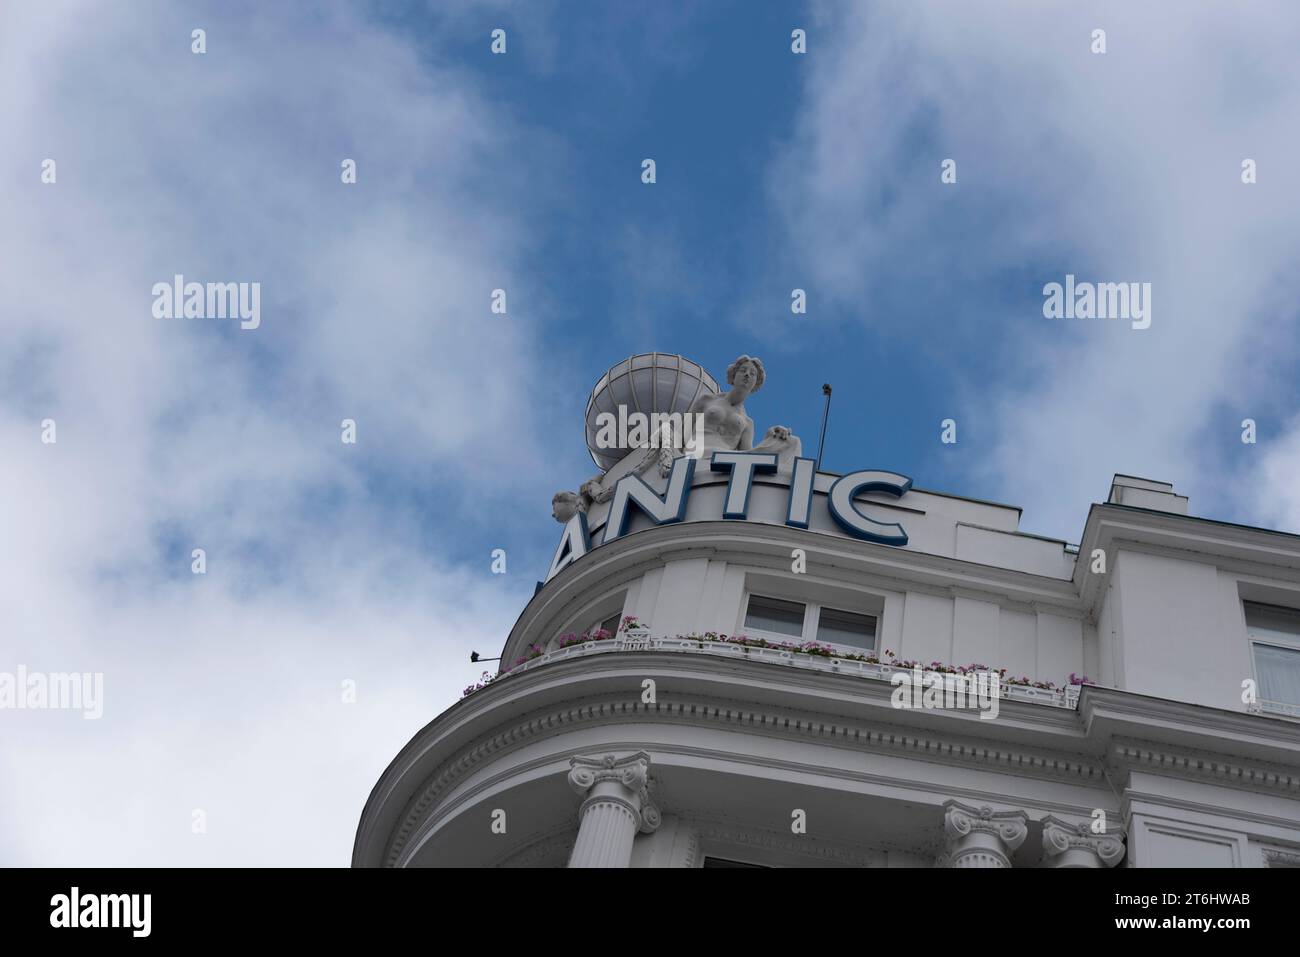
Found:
<box><xmin>2</xmin><ymin>0</ymin><xmax>1298</xmax><ymax>865</ymax></box>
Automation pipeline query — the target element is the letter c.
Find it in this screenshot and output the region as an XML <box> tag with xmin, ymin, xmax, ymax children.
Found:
<box><xmin>827</xmin><ymin>470</ymin><xmax>911</xmax><ymax>545</ymax></box>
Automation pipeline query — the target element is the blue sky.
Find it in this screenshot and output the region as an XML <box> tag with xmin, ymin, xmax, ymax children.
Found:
<box><xmin>405</xmin><ymin>0</ymin><xmax>1300</xmax><ymax>568</ymax></box>
<box><xmin>3</xmin><ymin>0</ymin><xmax>1300</xmax><ymax>865</ymax></box>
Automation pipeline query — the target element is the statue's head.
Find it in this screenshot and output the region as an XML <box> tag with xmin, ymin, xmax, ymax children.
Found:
<box><xmin>552</xmin><ymin>490</ymin><xmax>582</xmax><ymax>523</ymax></box>
<box><xmin>727</xmin><ymin>355</ymin><xmax>765</xmax><ymax>394</ymax></box>
<box><xmin>764</xmin><ymin>425</ymin><xmax>791</xmax><ymax>443</ymax></box>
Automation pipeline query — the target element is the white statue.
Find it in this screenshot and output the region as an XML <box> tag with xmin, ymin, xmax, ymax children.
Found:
<box><xmin>689</xmin><ymin>354</ymin><xmax>764</xmax><ymax>453</ymax></box>
<box><xmin>551</xmin><ymin>490</ymin><xmax>584</xmax><ymax>523</ymax></box>
<box><xmin>625</xmin><ymin>421</ymin><xmax>677</xmax><ymax>479</ymax></box>
<box><xmin>751</xmin><ymin>424</ymin><xmax>803</xmax><ymax>473</ymax></box>
<box><xmin>581</xmin><ymin>475</ymin><xmax>614</xmax><ymax>508</ymax></box>
<box><xmin>553</xmin><ymin>354</ymin><xmax>807</xmax><ymax>521</ymax></box>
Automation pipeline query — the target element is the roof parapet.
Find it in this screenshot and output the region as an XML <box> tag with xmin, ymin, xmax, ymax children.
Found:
<box><xmin>1107</xmin><ymin>474</ymin><xmax>1188</xmax><ymax>515</ymax></box>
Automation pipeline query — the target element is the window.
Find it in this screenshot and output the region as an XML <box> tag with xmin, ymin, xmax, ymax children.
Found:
<box><xmin>816</xmin><ymin>607</ymin><xmax>876</xmax><ymax>652</ymax></box>
<box><xmin>742</xmin><ymin>593</ymin><xmax>878</xmax><ymax>654</ymax></box>
<box><xmin>1246</xmin><ymin>602</ymin><xmax>1300</xmax><ymax>712</ymax></box>
<box><xmin>555</xmin><ymin>593</ymin><xmax>627</xmax><ymax>649</ymax></box>
<box><xmin>744</xmin><ymin>596</ymin><xmax>804</xmax><ymax>638</ymax></box>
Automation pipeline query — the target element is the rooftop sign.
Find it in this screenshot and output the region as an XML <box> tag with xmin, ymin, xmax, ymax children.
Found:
<box><xmin>546</xmin><ymin>453</ymin><xmax>912</xmax><ymax>583</ymax></box>
<box><xmin>547</xmin><ymin>353</ymin><xmax>913</xmax><ymax>584</ymax></box>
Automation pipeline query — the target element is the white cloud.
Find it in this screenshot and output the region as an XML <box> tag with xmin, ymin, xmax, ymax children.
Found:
<box><xmin>774</xmin><ymin>0</ymin><xmax>1300</xmax><ymax>539</ymax></box>
<box><xmin>1253</xmin><ymin>415</ymin><xmax>1300</xmax><ymax>535</ymax></box>
<box><xmin>0</xmin><ymin>1</ymin><xmax>554</xmax><ymax>863</ymax></box>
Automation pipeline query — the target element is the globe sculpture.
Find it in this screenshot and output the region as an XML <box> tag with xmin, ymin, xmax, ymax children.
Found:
<box><xmin>584</xmin><ymin>353</ymin><xmax>720</xmax><ymax>471</ymax></box>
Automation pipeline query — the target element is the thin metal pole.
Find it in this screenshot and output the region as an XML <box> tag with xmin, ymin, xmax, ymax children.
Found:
<box><xmin>815</xmin><ymin>384</ymin><xmax>832</xmax><ymax>472</ymax></box>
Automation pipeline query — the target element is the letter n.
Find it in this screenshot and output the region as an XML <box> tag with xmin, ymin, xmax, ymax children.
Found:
<box><xmin>602</xmin><ymin>457</ymin><xmax>696</xmax><ymax>544</ymax></box>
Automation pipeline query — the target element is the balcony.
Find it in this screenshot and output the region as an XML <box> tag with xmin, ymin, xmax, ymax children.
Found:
<box><xmin>494</xmin><ymin>633</ymin><xmax>1084</xmax><ymax>710</ymax></box>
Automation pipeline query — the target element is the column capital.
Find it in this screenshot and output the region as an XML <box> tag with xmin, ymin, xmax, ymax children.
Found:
<box><xmin>941</xmin><ymin>800</ymin><xmax>1028</xmax><ymax>867</ymax></box>
<box><xmin>1041</xmin><ymin>815</ymin><xmax>1126</xmax><ymax>868</ymax></box>
<box><xmin>568</xmin><ymin>752</ymin><xmax>660</xmax><ymax>833</ymax></box>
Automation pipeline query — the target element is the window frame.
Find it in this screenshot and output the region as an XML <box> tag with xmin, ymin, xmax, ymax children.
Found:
<box><xmin>551</xmin><ymin>591</ymin><xmax>628</xmax><ymax>651</ymax></box>
<box><xmin>1245</xmin><ymin>601</ymin><xmax>1300</xmax><ymax>715</ymax></box>
<box><xmin>740</xmin><ymin>591</ymin><xmax>879</xmax><ymax>657</ymax></box>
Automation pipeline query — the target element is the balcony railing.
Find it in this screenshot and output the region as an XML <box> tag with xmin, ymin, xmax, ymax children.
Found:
<box><xmin>1250</xmin><ymin>699</ymin><xmax>1300</xmax><ymax>720</ymax></box>
<box><xmin>504</xmin><ymin>633</ymin><xmax>1083</xmax><ymax>710</ymax></box>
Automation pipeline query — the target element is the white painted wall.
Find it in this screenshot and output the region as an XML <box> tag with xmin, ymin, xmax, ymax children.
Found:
<box><xmin>1104</xmin><ymin>550</ymin><xmax>1239</xmax><ymax>710</ymax></box>
<box><xmin>545</xmin><ymin>465</ymin><xmax>1300</xmax><ymax>712</ymax></box>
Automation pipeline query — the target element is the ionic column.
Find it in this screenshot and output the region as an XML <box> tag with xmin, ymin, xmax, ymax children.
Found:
<box><xmin>567</xmin><ymin>752</ymin><xmax>661</xmax><ymax>868</ymax></box>
<box><xmin>941</xmin><ymin>800</ymin><xmax>1028</xmax><ymax>868</ymax></box>
<box><xmin>1041</xmin><ymin>816</ymin><xmax>1126</xmax><ymax>868</ymax></box>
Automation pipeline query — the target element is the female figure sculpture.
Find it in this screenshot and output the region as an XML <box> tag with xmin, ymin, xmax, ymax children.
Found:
<box><xmin>690</xmin><ymin>354</ymin><xmax>764</xmax><ymax>453</ymax></box>
<box><xmin>552</xmin><ymin>353</ymin><xmax>805</xmax><ymax>519</ymax></box>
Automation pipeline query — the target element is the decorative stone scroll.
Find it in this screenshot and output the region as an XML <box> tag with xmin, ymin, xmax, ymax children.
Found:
<box><xmin>941</xmin><ymin>800</ymin><xmax>1028</xmax><ymax>868</ymax></box>
<box><xmin>1040</xmin><ymin>815</ymin><xmax>1126</xmax><ymax>868</ymax></box>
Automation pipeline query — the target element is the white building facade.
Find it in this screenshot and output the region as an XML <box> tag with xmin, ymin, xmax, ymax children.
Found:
<box><xmin>354</xmin><ymin>354</ymin><xmax>1300</xmax><ymax>868</ymax></box>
